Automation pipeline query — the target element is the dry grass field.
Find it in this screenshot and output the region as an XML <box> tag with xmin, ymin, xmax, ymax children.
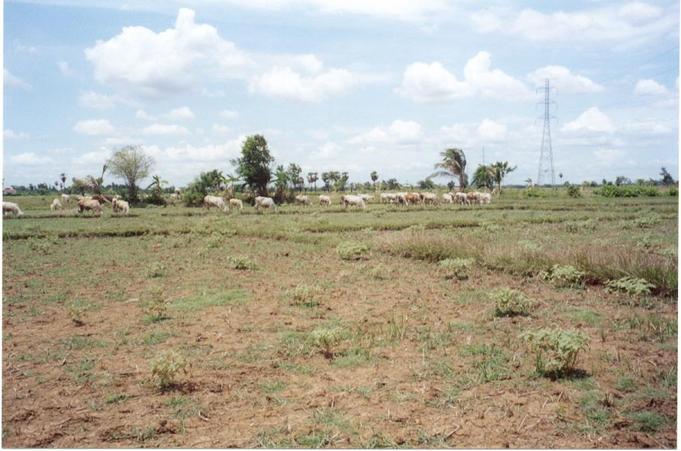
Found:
<box><xmin>2</xmin><ymin>190</ymin><xmax>677</xmax><ymax>447</ymax></box>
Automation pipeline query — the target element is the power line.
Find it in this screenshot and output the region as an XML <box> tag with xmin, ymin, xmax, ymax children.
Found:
<box><xmin>537</xmin><ymin>79</ymin><xmax>555</xmax><ymax>187</ymax></box>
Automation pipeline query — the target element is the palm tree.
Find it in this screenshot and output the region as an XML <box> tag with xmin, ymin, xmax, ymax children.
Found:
<box><xmin>306</xmin><ymin>172</ymin><xmax>318</xmax><ymax>192</ymax></box>
<box><xmin>472</xmin><ymin>164</ymin><xmax>494</xmax><ymax>190</ymax></box>
<box><xmin>432</xmin><ymin>148</ymin><xmax>468</xmax><ymax>191</ymax></box>
<box><xmin>489</xmin><ymin>161</ymin><xmax>517</xmax><ymax>194</ymax></box>
<box><xmin>60</xmin><ymin>173</ymin><xmax>67</xmax><ymax>191</ymax></box>
<box><xmin>370</xmin><ymin>171</ymin><xmax>379</xmax><ymax>191</ymax></box>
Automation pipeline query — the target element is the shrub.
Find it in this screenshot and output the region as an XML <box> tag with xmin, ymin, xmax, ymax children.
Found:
<box><xmin>492</xmin><ymin>288</ymin><xmax>533</xmax><ymax>317</ymax></box>
<box><xmin>594</xmin><ymin>185</ymin><xmax>658</xmax><ymax>198</ymax></box>
<box><xmin>147</xmin><ymin>262</ymin><xmax>166</xmax><ymax>278</ymax></box>
<box><xmin>150</xmin><ymin>350</ymin><xmax>188</xmax><ymax>390</ymax></box>
<box><xmin>669</xmin><ymin>186</ymin><xmax>678</xmax><ymax>196</ymax></box>
<box><xmin>368</xmin><ymin>263</ymin><xmax>390</xmax><ymax>280</ymax></box>
<box><xmin>143</xmin><ymin>288</ymin><xmax>169</xmax><ymax>322</ymax></box>
<box><xmin>310</xmin><ymin>326</ymin><xmax>346</xmax><ymax>358</ymax></box>
<box><xmin>540</xmin><ymin>264</ymin><xmax>585</xmax><ymax>288</ymax></box>
<box><xmin>438</xmin><ymin>257</ymin><xmax>474</xmax><ymax>280</ymax></box>
<box><xmin>67</xmin><ymin>301</ymin><xmax>87</xmax><ymax>326</ymax></box>
<box><xmin>336</xmin><ymin>241</ymin><xmax>369</xmax><ymax>261</ymax></box>
<box><xmin>521</xmin><ymin>328</ymin><xmax>589</xmax><ymax>377</ymax></box>
<box><xmin>228</xmin><ymin>256</ymin><xmax>257</xmax><ymax>270</ymax></box>
<box><xmin>605</xmin><ymin>277</ymin><xmax>655</xmax><ymax>296</ymax></box>
<box><xmin>567</xmin><ymin>185</ymin><xmax>582</xmax><ymax>198</ymax></box>
<box><xmin>285</xmin><ymin>284</ymin><xmax>321</xmax><ymax>308</ymax></box>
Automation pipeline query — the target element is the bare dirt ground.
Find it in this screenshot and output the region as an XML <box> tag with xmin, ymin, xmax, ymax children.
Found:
<box><xmin>2</xmin><ymin>196</ymin><xmax>677</xmax><ymax>448</ymax></box>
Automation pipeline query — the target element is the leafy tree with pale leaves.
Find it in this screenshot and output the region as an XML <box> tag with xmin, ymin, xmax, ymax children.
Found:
<box><xmin>108</xmin><ymin>146</ymin><xmax>153</xmax><ymax>202</ymax></box>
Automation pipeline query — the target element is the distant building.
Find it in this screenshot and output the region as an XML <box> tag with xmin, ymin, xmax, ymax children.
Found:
<box><xmin>3</xmin><ymin>186</ymin><xmax>17</xmax><ymax>195</ymax></box>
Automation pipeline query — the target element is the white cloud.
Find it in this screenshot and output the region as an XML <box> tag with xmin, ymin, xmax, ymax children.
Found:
<box><xmin>309</xmin><ymin>141</ymin><xmax>341</xmax><ymax>161</ymax></box>
<box><xmin>148</xmin><ymin>138</ymin><xmax>242</xmax><ymax>162</ymax></box>
<box><xmin>527</xmin><ymin>66</ymin><xmax>603</xmax><ymax>93</ymax></box>
<box><xmin>470</xmin><ymin>2</ymin><xmax>675</xmax><ymax>45</ymax></box>
<box><xmin>212</xmin><ymin>124</ymin><xmax>231</xmax><ymax>134</ymax></box>
<box><xmin>594</xmin><ymin>148</ymin><xmax>623</xmax><ymax>163</ymax></box>
<box><xmin>85</xmin><ymin>8</ymin><xmax>251</xmax><ymax>97</ymax></box>
<box><xmin>4</xmin><ymin>69</ymin><xmax>31</xmax><ymax>89</ymax></box>
<box><xmin>76</xmin><ymin>150</ymin><xmax>111</xmax><ymax>165</ymax></box>
<box><xmin>220</xmin><ymin>110</ymin><xmax>238</xmax><ymax>120</ymax></box>
<box><xmin>562</xmin><ymin>107</ymin><xmax>616</xmax><ymax>133</ymax></box>
<box><xmin>633</xmin><ymin>79</ymin><xmax>669</xmax><ymax>96</ymax></box>
<box><xmin>4</xmin><ymin>129</ymin><xmax>30</xmax><ymax>139</ymax></box>
<box><xmin>58</xmin><ymin>61</ymin><xmax>74</xmax><ymax>77</ymax></box>
<box><xmin>477</xmin><ymin>119</ymin><xmax>507</xmax><ymax>141</ymax></box>
<box><xmin>73</xmin><ymin>119</ymin><xmax>115</xmax><ymax>135</ymax></box>
<box><xmin>249</xmin><ymin>66</ymin><xmax>362</xmax><ymax>102</ymax></box>
<box><xmin>350</xmin><ymin>119</ymin><xmax>423</xmax><ymax>144</ymax></box>
<box><xmin>136</xmin><ymin>109</ymin><xmax>156</xmax><ymax>121</ymax></box>
<box><xmin>165</xmin><ymin>106</ymin><xmax>195</xmax><ymax>120</ymax></box>
<box><xmin>10</xmin><ymin>152</ymin><xmax>54</xmax><ymax>165</ymax></box>
<box><xmin>143</xmin><ymin>123</ymin><xmax>189</xmax><ymax>136</ymax></box>
<box><xmin>79</xmin><ymin>91</ymin><xmax>129</xmax><ymax>109</ymax></box>
<box><xmin>398</xmin><ymin>52</ymin><xmax>531</xmax><ymax>102</ymax></box>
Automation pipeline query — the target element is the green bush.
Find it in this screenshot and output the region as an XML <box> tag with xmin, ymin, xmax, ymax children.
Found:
<box><xmin>605</xmin><ymin>277</ymin><xmax>655</xmax><ymax>296</ymax></box>
<box><xmin>521</xmin><ymin>328</ymin><xmax>589</xmax><ymax>376</ymax></box>
<box><xmin>151</xmin><ymin>350</ymin><xmax>188</xmax><ymax>390</ymax></box>
<box><xmin>492</xmin><ymin>288</ymin><xmax>533</xmax><ymax>317</ymax></box>
<box><xmin>143</xmin><ymin>288</ymin><xmax>169</xmax><ymax>322</ymax></box>
<box><xmin>310</xmin><ymin>326</ymin><xmax>347</xmax><ymax>358</ymax></box>
<box><xmin>438</xmin><ymin>257</ymin><xmax>474</xmax><ymax>280</ymax></box>
<box><xmin>540</xmin><ymin>264</ymin><xmax>585</xmax><ymax>288</ymax></box>
<box><xmin>336</xmin><ymin>241</ymin><xmax>369</xmax><ymax>260</ymax></box>
<box><xmin>285</xmin><ymin>284</ymin><xmax>321</xmax><ymax>307</ymax></box>
<box><xmin>566</xmin><ymin>185</ymin><xmax>582</xmax><ymax>198</ymax></box>
<box><xmin>668</xmin><ymin>186</ymin><xmax>678</xmax><ymax>196</ymax></box>
<box><xmin>594</xmin><ymin>185</ymin><xmax>659</xmax><ymax>198</ymax></box>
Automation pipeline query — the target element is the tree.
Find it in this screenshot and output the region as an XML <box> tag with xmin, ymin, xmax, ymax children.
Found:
<box><xmin>418</xmin><ymin>178</ymin><xmax>435</xmax><ymax>189</ymax></box>
<box><xmin>615</xmin><ymin>176</ymin><xmax>631</xmax><ymax>186</ymax></box>
<box><xmin>335</xmin><ymin>172</ymin><xmax>349</xmax><ymax>192</ymax></box>
<box><xmin>321</xmin><ymin>172</ymin><xmax>332</xmax><ymax>192</ymax></box>
<box><xmin>432</xmin><ymin>148</ymin><xmax>467</xmax><ymax>191</ymax></box>
<box><xmin>60</xmin><ymin>173</ymin><xmax>67</xmax><ymax>191</ymax></box>
<box><xmin>287</xmin><ymin>163</ymin><xmax>303</xmax><ymax>192</ymax></box>
<box><xmin>231</xmin><ymin>135</ymin><xmax>274</xmax><ymax>196</ymax></box>
<box><xmin>489</xmin><ymin>161</ymin><xmax>517</xmax><ymax>194</ymax></box>
<box><xmin>660</xmin><ymin>167</ymin><xmax>675</xmax><ymax>185</ymax></box>
<box><xmin>385</xmin><ymin>178</ymin><xmax>400</xmax><ymax>190</ymax></box>
<box><xmin>108</xmin><ymin>146</ymin><xmax>153</xmax><ymax>202</ymax></box>
<box><xmin>472</xmin><ymin>164</ymin><xmax>494</xmax><ymax>190</ymax></box>
<box><xmin>146</xmin><ymin>175</ymin><xmax>169</xmax><ymax>205</ymax></box>
<box><xmin>273</xmin><ymin>165</ymin><xmax>289</xmax><ymax>202</ymax></box>
<box><xmin>307</xmin><ymin>172</ymin><xmax>318</xmax><ymax>191</ymax></box>
<box><xmin>370</xmin><ymin>171</ymin><xmax>379</xmax><ymax>190</ymax></box>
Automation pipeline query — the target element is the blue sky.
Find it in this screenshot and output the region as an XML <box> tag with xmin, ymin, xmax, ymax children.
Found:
<box><xmin>4</xmin><ymin>0</ymin><xmax>679</xmax><ymax>188</ymax></box>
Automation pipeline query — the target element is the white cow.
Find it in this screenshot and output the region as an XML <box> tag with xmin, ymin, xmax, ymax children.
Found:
<box><xmin>455</xmin><ymin>192</ymin><xmax>469</xmax><ymax>205</ymax></box>
<box><xmin>255</xmin><ymin>196</ymin><xmax>277</xmax><ymax>212</ymax></box>
<box><xmin>229</xmin><ymin>198</ymin><xmax>243</xmax><ymax>210</ymax></box>
<box><xmin>442</xmin><ymin>193</ymin><xmax>454</xmax><ymax>204</ymax></box>
<box><xmin>319</xmin><ymin>195</ymin><xmax>331</xmax><ymax>206</ymax></box>
<box><xmin>50</xmin><ymin>198</ymin><xmax>63</xmax><ymax>211</ymax></box>
<box><xmin>479</xmin><ymin>192</ymin><xmax>492</xmax><ymax>205</ymax></box>
<box><xmin>359</xmin><ymin>194</ymin><xmax>374</xmax><ymax>203</ymax></box>
<box><xmin>295</xmin><ymin>195</ymin><xmax>310</xmax><ymax>206</ymax></box>
<box><xmin>340</xmin><ymin>195</ymin><xmax>366</xmax><ymax>209</ymax></box>
<box><xmin>421</xmin><ymin>192</ymin><xmax>438</xmax><ymax>205</ymax></box>
<box><xmin>3</xmin><ymin>202</ymin><xmax>23</xmax><ymax>217</ymax></box>
<box><xmin>380</xmin><ymin>193</ymin><xmax>397</xmax><ymax>204</ymax></box>
<box><xmin>112</xmin><ymin>198</ymin><xmax>130</xmax><ymax>215</ymax></box>
<box><xmin>203</xmin><ymin>195</ymin><xmax>228</xmax><ymax>212</ymax></box>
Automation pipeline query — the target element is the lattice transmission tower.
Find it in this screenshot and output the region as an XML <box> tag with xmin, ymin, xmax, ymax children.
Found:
<box><xmin>537</xmin><ymin>79</ymin><xmax>556</xmax><ymax>186</ymax></box>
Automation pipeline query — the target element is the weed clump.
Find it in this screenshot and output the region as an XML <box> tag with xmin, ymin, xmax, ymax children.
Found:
<box><xmin>492</xmin><ymin>288</ymin><xmax>533</xmax><ymax>317</ymax></box>
<box><xmin>438</xmin><ymin>257</ymin><xmax>474</xmax><ymax>280</ymax></box>
<box><xmin>605</xmin><ymin>276</ymin><xmax>655</xmax><ymax>296</ymax></box>
<box><xmin>310</xmin><ymin>326</ymin><xmax>347</xmax><ymax>358</ymax></box>
<box><xmin>336</xmin><ymin>241</ymin><xmax>369</xmax><ymax>261</ymax></box>
<box><xmin>285</xmin><ymin>284</ymin><xmax>321</xmax><ymax>308</ymax></box>
<box><xmin>521</xmin><ymin>328</ymin><xmax>589</xmax><ymax>377</ymax></box>
<box><xmin>228</xmin><ymin>256</ymin><xmax>257</xmax><ymax>270</ymax></box>
<box><xmin>147</xmin><ymin>262</ymin><xmax>166</xmax><ymax>278</ymax></box>
<box><xmin>540</xmin><ymin>264</ymin><xmax>585</xmax><ymax>288</ymax></box>
<box><xmin>151</xmin><ymin>350</ymin><xmax>188</xmax><ymax>390</ymax></box>
<box><xmin>143</xmin><ymin>287</ymin><xmax>170</xmax><ymax>323</ymax></box>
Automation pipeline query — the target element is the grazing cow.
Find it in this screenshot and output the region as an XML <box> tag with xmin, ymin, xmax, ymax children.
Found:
<box><xmin>203</xmin><ymin>195</ymin><xmax>228</xmax><ymax>212</ymax></box>
<box><xmin>50</xmin><ymin>198</ymin><xmax>63</xmax><ymax>211</ymax></box>
<box><xmin>3</xmin><ymin>201</ymin><xmax>23</xmax><ymax>217</ymax></box>
<box><xmin>295</xmin><ymin>195</ymin><xmax>310</xmax><ymax>206</ymax></box>
<box><xmin>78</xmin><ymin>198</ymin><xmax>102</xmax><ymax>216</ymax></box>
<box><xmin>319</xmin><ymin>195</ymin><xmax>331</xmax><ymax>206</ymax></box>
<box><xmin>229</xmin><ymin>198</ymin><xmax>243</xmax><ymax>210</ymax></box>
<box><xmin>359</xmin><ymin>194</ymin><xmax>374</xmax><ymax>203</ymax></box>
<box><xmin>380</xmin><ymin>193</ymin><xmax>397</xmax><ymax>204</ymax></box>
<box><xmin>112</xmin><ymin>198</ymin><xmax>130</xmax><ymax>215</ymax></box>
<box><xmin>61</xmin><ymin>193</ymin><xmax>71</xmax><ymax>204</ymax></box>
<box><xmin>399</xmin><ymin>192</ymin><xmax>420</xmax><ymax>206</ymax></box>
<box><xmin>455</xmin><ymin>192</ymin><xmax>469</xmax><ymax>205</ymax></box>
<box><xmin>255</xmin><ymin>196</ymin><xmax>276</xmax><ymax>212</ymax></box>
<box><xmin>442</xmin><ymin>193</ymin><xmax>454</xmax><ymax>204</ymax></box>
<box><xmin>467</xmin><ymin>192</ymin><xmax>481</xmax><ymax>205</ymax></box>
<box><xmin>421</xmin><ymin>192</ymin><xmax>438</xmax><ymax>205</ymax></box>
<box><xmin>340</xmin><ymin>195</ymin><xmax>366</xmax><ymax>209</ymax></box>
<box><xmin>479</xmin><ymin>192</ymin><xmax>492</xmax><ymax>205</ymax></box>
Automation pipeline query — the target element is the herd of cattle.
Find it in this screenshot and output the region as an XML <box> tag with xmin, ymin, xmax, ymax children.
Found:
<box><xmin>2</xmin><ymin>190</ymin><xmax>493</xmax><ymax>217</ymax></box>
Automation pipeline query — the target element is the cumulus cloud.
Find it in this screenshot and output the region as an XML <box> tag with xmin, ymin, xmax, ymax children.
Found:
<box><xmin>249</xmin><ymin>66</ymin><xmax>362</xmax><ymax>102</ymax></box>
<box><xmin>440</xmin><ymin>118</ymin><xmax>510</xmax><ymax>145</ymax></box>
<box><xmin>633</xmin><ymin>79</ymin><xmax>669</xmax><ymax>96</ymax></box>
<box><xmin>349</xmin><ymin>120</ymin><xmax>423</xmax><ymax>145</ymax></box>
<box><xmin>165</xmin><ymin>106</ymin><xmax>195</xmax><ymax>120</ymax></box>
<box><xmin>79</xmin><ymin>91</ymin><xmax>130</xmax><ymax>109</ymax></box>
<box><xmin>142</xmin><ymin>123</ymin><xmax>189</xmax><ymax>136</ymax></box>
<box><xmin>398</xmin><ymin>52</ymin><xmax>531</xmax><ymax>102</ymax></box>
<box><xmin>136</xmin><ymin>109</ymin><xmax>156</xmax><ymax>121</ymax></box>
<box><xmin>470</xmin><ymin>2</ymin><xmax>675</xmax><ymax>45</ymax></box>
<box><xmin>73</xmin><ymin>119</ymin><xmax>115</xmax><ymax>135</ymax></box>
<box><xmin>4</xmin><ymin>69</ymin><xmax>31</xmax><ymax>89</ymax></box>
<box><xmin>10</xmin><ymin>152</ymin><xmax>54</xmax><ymax>165</ymax></box>
<box><xmin>220</xmin><ymin>110</ymin><xmax>238</xmax><ymax>120</ymax></box>
<box><xmin>4</xmin><ymin>129</ymin><xmax>30</xmax><ymax>139</ymax></box>
<box><xmin>527</xmin><ymin>66</ymin><xmax>603</xmax><ymax>93</ymax></box>
<box><xmin>562</xmin><ymin>107</ymin><xmax>616</xmax><ymax>133</ymax></box>
<box><xmin>84</xmin><ymin>8</ymin><xmax>251</xmax><ymax>97</ymax></box>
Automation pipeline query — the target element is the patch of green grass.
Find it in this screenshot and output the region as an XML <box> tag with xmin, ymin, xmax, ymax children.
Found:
<box><xmin>627</xmin><ymin>411</ymin><xmax>667</xmax><ymax>432</ymax></box>
<box><xmin>227</xmin><ymin>255</ymin><xmax>258</xmax><ymax>270</ymax></box>
<box><xmin>438</xmin><ymin>257</ymin><xmax>474</xmax><ymax>280</ymax></box>
<box><xmin>60</xmin><ymin>335</ymin><xmax>107</xmax><ymax>350</ymax></box>
<box><xmin>66</xmin><ymin>358</ymin><xmax>96</xmax><ymax>384</ymax></box>
<box><xmin>284</xmin><ymin>284</ymin><xmax>322</xmax><ymax>308</ymax></box>
<box><xmin>260</xmin><ymin>380</ymin><xmax>286</xmax><ymax>394</ymax></box>
<box><xmin>332</xmin><ymin>347</ymin><xmax>372</xmax><ymax>367</ymax></box>
<box><xmin>567</xmin><ymin>308</ymin><xmax>602</xmax><ymax>327</ymax></box>
<box><xmin>295</xmin><ymin>431</ymin><xmax>337</xmax><ymax>448</ymax></box>
<box><xmin>273</xmin><ymin>361</ymin><xmax>312</xmax><ymax>375</ymax></box>
<box><xmin>164</xmin><ymin>395</ymin><xmax>201</xmax><ymax>420</ymax></box>
<box><xmin>336</xmin><ymin>240</ymin><xmax>370</xmax><ymax>260</ymax></box>
<box><xmin>171</xmin><ymin>288</ymin><xmax>248</xmax><ymax>312</ymax></box>
<box><xmin>460</xmin><ymin>343</ymin><xmax>510</xmax><ymax>383</ymax></box>
<box><xmin>105</xmin><ymin>393</ymin><xmax>131</xmax><ymax>404</ymax></box>
<box><xmin>492</xmin><ymin>288</ymin><xmax>534</xmax><ymax>317</ymax></box>
<box><xmin>141</xmin><ymin>331</ymin><xmax>172</xmax><ymax>346</ymax></box>
<box><xmin>615</xmin><ymin>376</ymin><xmax>637</xmax><ymax>393</ymax></box>
<box><xmin>579</xmin><ymin>390</ymin><xmax>612</xmax><ymax>428</ymax></box>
